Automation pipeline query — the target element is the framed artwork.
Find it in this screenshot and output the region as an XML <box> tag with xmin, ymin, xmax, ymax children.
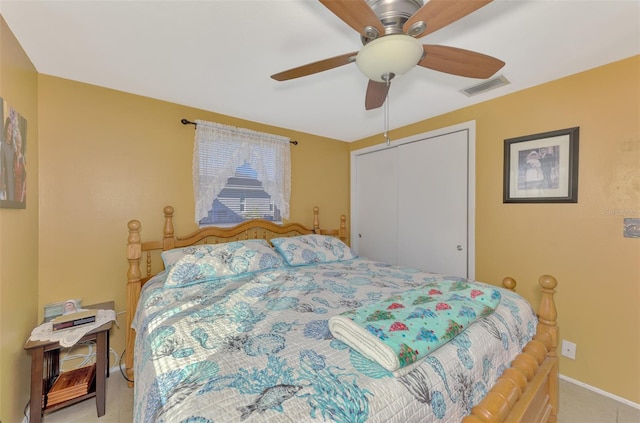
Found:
<box><xmin>0</xmin><ymin>97</ymin><xmax>28</xmax><ymax>209</ymax></box>
<box><xmin>503</xmin><ymin>127</ymin><xmax>579</xmax><ymax>203</ymax></box>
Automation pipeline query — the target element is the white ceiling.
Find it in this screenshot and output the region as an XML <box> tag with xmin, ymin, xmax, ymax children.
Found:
<box><xmin>1</xmin><ymin>0</ymin><xmax>638</xmax><ymax>142</ymax></box>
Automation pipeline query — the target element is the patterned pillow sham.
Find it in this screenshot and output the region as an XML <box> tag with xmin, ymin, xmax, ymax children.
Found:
<box><xmin>164</xmin><ymin>240</ymin><xmax>285</xmax><ymax>288</ymax></box>
<box><xmin>161</xmin><ymin>239</ymin><xmax>270</xmax><ymax>269</ymax></box>
<box><xmin>271</xmin><ymin>234</ymin><xmax>356</xmax><ymax>266</ymax></box>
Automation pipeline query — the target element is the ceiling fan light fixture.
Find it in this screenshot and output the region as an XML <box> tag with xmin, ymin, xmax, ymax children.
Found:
<box><xmin>356</xmin><ymin>34</ymin><xmax>423</xmax><ymax>82</ymax></box>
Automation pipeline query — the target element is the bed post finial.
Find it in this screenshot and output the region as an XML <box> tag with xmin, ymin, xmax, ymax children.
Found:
<box><xmin>502</xmin><ymin>277</ymin><xmax>517</xmax><ymax>291</ymax></box>
<box><xmin>163</xmin><ymin>206</ymin><xmax>175</xmax><ymax>250</ymax></box>
<box><xmin>313</xmin><ymin>206</ymin><xmax>320</xmax><ymax>231</ymax></box>
<box><xmin>126</xmin><ymin>220</ymin><xmax>142</xmax><ymax>277</ymax></box>
<box><xmin>339</xmin><ymin>214</ymin><xmax>347</xmax><ymax>244</ymax></box>
<box><xmin>537</xmin><ymin>274</ymin><xmax>558</xmax><ymax>327</ymax></box>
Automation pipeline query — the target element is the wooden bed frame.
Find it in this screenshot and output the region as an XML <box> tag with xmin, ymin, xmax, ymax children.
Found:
<box><xmin>125</xmin><ymin>206</ymin><xmax>559</xmax><ymax>423</ymax></box>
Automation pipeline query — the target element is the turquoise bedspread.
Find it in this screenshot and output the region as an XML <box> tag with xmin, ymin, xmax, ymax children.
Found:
<box><xmin>133</xmin><ymin>258</ymin><xmax>536</xmax><ymax>422</ymax></box>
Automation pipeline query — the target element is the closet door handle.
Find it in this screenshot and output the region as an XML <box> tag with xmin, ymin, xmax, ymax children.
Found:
<box><xmin>457</xmin><ymin>245</ymin><xmax>463</xmax><ymax>251</ymax></box>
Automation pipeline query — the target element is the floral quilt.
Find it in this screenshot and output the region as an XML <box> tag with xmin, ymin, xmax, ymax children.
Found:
<box><xmin>132</xmin><ymin>258</ymin><xmax>537</xmax><ymax>423</ymax></box>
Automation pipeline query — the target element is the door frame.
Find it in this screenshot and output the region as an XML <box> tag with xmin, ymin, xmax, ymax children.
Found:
<box><xmin>350</xmin><ymin>120</ymin><xmax>476</xmax><ymax>279</ymax></box>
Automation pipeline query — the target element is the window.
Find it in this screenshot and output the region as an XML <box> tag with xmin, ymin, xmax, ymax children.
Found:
<box><xmin>193</xmin><ymin>120</ymin><xmax>291</xmax><ymax>226</ymax></box>
<box><xmin>201</xmin><ymin>163</ymin><xmax>282</xmax><ymax>224</ymax></box>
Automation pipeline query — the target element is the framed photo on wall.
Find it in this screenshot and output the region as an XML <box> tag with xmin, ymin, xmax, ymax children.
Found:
<box><xmin>503</xmin><ymin>127</ymin><xmax>579</xmax><ymax>203</ymax></box>
<box><xmin>0</xmin><ymin>97</ymin><xmax>28</xmax><ymax>209</ymax></box>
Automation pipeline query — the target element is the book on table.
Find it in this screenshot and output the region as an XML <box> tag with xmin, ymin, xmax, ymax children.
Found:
<box><xmin>46</xmin><ymin>364</ymin><xmax>96</xmax><ymax>407</ymax></box>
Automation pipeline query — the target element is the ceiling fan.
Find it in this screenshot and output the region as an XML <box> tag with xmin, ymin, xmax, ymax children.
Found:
<box><xmin>271</xmin><ymin>0</ymin><xmax>505</xmax><ymax>110</ymax></box>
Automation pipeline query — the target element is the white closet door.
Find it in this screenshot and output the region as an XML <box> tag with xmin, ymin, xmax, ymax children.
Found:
<box><xmin>352</xmin><ymin>148</ymin><xmax>398</xmax><ymax>264</ymax></box>
<box><xmin>397</xmin><ymin>130</ymin><xmax>469</xmax><ymax>276</ymax></box>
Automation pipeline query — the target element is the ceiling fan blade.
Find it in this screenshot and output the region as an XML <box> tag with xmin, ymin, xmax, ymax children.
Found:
<box><xmin>319</xmin><ymin>0</ymin><xmax>385</xmax><ymax>38</ymax></box>
<box><xmin>404</xmin><ymin>0</ymin><xmax>492</xmax><ymax>39</ymax></box>
<box><xmin>419</xmin><ymin>45</ymin><xmax>505</xmax><ymax>79</ymax></box>
<box><xmin>271</xmin><ymin>52</ymin><xmax>357</xmax><ymax>81</ymax></box>
<box><xmin>365</xmin><ymin>80</ymin><xmax>389</xmax><ymax>110</ymax></box>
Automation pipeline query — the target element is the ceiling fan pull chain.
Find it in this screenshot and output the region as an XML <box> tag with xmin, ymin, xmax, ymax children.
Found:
<box><xmin>384</xmin><ymin>81</ymin><xmax>391</xmax><ymax>146</ymax></box>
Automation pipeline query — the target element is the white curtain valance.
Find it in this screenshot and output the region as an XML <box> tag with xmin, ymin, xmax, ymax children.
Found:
<box><xmin>193</xmin><ymin>120</ymin><xmax>291</xmax><ymax>223</ymax></box>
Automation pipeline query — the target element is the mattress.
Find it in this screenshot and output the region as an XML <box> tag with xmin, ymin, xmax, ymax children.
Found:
<box><xmin>132</xmin><ymin>257</ymin><xmax>537</xmax><ymax>423</ymax></box>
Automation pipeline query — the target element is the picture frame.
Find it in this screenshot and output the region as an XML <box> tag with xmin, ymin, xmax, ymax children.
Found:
<box><xmin>0</xmin><ymin>97</ymin><xmax>28</xmax><ymax>209</ymax></box>
<box><xmin>503</xmin><ymin>127</ymin><xmax>579</xmax><ymax>203</ymax></box>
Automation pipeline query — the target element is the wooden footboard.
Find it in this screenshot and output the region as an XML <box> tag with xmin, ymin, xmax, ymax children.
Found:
<box><xmin>125</xmin><ymin>206</ymin><xmax>346</xmax><ymax>387</ymax></box>
<box><xmin>462</xmin><ymin>275</ymin><xmax>559</xmax><ymax>423</ymax></box>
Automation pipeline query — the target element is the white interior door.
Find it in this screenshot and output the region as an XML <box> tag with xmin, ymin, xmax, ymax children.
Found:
<box><xmin>397</xmin><ymin>130</ymin><xmax>469</xmax><ymax>276</ymax></box>
<box><xmin>352</xmin><ymin>147</ymin><xmax>398</xmax><ymax>264</ymax></box>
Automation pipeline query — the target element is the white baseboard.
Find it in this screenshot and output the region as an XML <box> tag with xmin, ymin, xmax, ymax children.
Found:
<box><xmin>560</xmin><ymin>373</ymin><xmax>640</xmax><ymax>410</ymax></box>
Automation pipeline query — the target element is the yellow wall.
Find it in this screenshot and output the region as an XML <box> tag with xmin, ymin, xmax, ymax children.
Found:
<box><xmin>0</xmin><ymin>16</ymin><xmax>40</xmax><ymax>422</ymax></box>
<box><xmin>36</xmin><ymin>73</ymin><xmax>350</xmax><ymax>379</ymax></box>
<box><xmin>351</xmin><ymin>56</ymin><xmax>640</xmax><ymax>404</ymax></box>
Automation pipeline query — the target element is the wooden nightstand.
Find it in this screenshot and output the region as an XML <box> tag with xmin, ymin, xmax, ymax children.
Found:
<box><xmin>24</xmin><ymin>301</ymin><xmax>114</xmax><ymax>423</ymax></box>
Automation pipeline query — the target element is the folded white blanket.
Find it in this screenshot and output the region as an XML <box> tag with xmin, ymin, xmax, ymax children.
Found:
<box><xmin>329</xmin><ymin>315</ymin><xmax>424</xmax><ymax>377</ymax></box>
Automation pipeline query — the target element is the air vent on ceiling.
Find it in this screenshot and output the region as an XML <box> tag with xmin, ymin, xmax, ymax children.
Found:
<box><xmin>461</xmin><ymin>75</ymin><xmax>510</xmax><ymax>97</ymax></box>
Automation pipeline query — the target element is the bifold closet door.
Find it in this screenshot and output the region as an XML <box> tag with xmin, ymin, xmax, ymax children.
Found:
<box><xmin>353</xmin><ymin>147</ymin><xmax>398</xmax><ymax>264</ymax></box>
<box><xmin>397</xmin><ymin>130</ymin><xmax>469</xmax><ymax>277</ymax></box>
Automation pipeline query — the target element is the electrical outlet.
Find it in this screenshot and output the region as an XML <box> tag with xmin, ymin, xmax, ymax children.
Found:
<box><xmin>561</xmin><ymin>340</ymin><xmax>577</xmax><ymax>359</ymax></box>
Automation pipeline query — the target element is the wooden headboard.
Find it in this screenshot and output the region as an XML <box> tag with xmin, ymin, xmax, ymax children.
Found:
<box><xmin>124</xmin><ymin>206</ymin><xmax>346</xmax><ymax>386</ymax></box>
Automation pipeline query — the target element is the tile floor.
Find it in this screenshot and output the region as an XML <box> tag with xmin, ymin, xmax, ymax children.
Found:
<box><xmin>39</xmin><ymin>370</ymin><xmax>133</xmax><ymax>423</ymax></box>
<box><xmin>558</xmin><ymin>379</ymin><xmax>639</xmax><ymax>423</ymax></box>
<box><xmin>38</xmin><ymin>374</ymin><xmax>639</xmax><ymax>423</ymax></box>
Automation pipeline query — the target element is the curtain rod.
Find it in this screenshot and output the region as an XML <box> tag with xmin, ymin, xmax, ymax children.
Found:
<box><xmin>181</xmin><ymin>119</ymin><xmax>298</xmax><ymax>145</ymax></box>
